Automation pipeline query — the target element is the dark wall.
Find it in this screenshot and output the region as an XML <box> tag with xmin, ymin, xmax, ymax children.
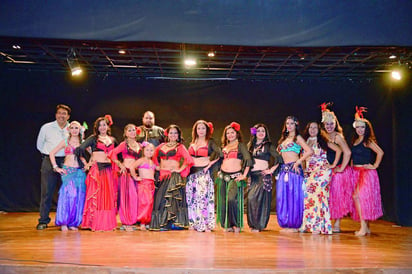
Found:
<box><xmin>0</xmin><ymin>69</ymin><xmax>410</xmax><ymax>226</ymax></box>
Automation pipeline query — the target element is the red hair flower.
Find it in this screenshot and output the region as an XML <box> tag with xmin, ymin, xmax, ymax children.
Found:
<box><xmin>320</xmin><ymin>102</ymin><xmax>333</xmax><ymax>112</ymax></box>
<box><xmin>355</xmin><ymin>106</ymin><xmax>367</xmax><ymax>119</ymax></box>
<box><xmin>230</xmin><ymin>122</ymin><xmax>240</xmax><ymax>132</ymax></box>
<box><xmin>104</xmin><ymin>114</ymin><xmax>113</xmax><ymax>126</ymax></box>
<box><xmin>135</xmin><ymin>126</ymin><xmax>142</xmax><ymax>135</ymax></box>
<box><xmin>164</xmin><ymin>129</ymin><xmax>168</xmax><ymax>137</ymax></box>
<box><xmin>207</xmin><ymin>122</ymin><xmax>214</xmax><ymax>135</ymax></box>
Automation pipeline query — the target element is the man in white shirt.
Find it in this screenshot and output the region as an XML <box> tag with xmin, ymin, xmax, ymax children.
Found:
<box><xmin>36</xmin><ymin>104</ymin><xmax>71</xmax><ymax>230</ymax></box>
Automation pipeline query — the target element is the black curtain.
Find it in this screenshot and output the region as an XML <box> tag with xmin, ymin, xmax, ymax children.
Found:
<box><xmin>0</xmin><ymin>69</ymin><xmax>410</xmax><ymax>226</ymax></box>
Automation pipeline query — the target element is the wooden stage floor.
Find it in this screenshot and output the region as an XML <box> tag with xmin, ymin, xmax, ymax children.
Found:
<box><xmin>0</xmin><ymin>212</ymin><xmax>411</xmax><ymax>273</ymax></box>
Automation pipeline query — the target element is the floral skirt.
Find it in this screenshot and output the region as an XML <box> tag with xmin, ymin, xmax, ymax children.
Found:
<box><xmin>276</xmin><ymin>162</ymin><xmax>304</xmax><ymax>229</ymax></box>
<box><xmin>186</xmin><ymin>167</ymin><xmax>216</xmax><ymax>231</ymax></box>
<box><xmin>351</xmin><ymin>167</ymin><xmax>383</xmax><ymax>221</ymax></box>
<box><xmin>55</xmin><ymin>166</ymin><xmax>86</xmax><ymax>227</ymax></box>
<box><xmin>299</xmin><ymin>164</ymin><xmax>332</xmax><ymax>234</ymax></box>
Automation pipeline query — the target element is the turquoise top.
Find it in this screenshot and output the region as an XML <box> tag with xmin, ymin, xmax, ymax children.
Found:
<box><xmin>279</xmin><ymin>142</ymin><xmax>301</xmax><ymax>154</ymax></box>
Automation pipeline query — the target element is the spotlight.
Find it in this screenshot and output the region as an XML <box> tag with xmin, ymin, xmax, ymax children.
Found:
<box><xmin>12</xmin><ymin>45</ymin><xmax>21</xmax><ymax>50</ymax></box>
<box><xmin>389</xmin><ymin>55</ymin><xmax>397</xmax><ymax>59</ymax></box>
<box><xmin>208</xmin><ymin>52</ymin><xmax>215</xmax><ymax>57</ymax></box>
<box><xmin>391</xmin><ymin>70</ymin><xmax>401</xmax><ymax>80</ymax></box>
<box><xmin>67</xmin><ymin>48</ymin><xmax>83</xmax><ymax>76</ymax></box>
<box><xmin>184</xmin><ymin>58</ymin><xmax>196</xmax><ymax>67</ymax></box>
<box><xmin>118</xmin><ymin>49</ymin><xmax>126</xmax><ymax>55</ymax></box>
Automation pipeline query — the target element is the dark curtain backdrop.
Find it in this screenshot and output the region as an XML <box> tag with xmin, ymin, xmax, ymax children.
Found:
<box><xmin>0</xmin><ymin>69</ymin><xmax>410</xmax><ymax>226</ymax></box>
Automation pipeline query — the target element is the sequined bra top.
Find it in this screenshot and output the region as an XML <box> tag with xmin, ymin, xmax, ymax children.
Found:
<box><xmin>64</xmin><ymin>139</ymin><xmax>75</xmax><ymax>155</ymax></box>
<box><xmin>138</xmin><ymin>162</ymin><xmax>156</xmax><ymax>170</ymax></box>
<box><xmin>188</xmin><ymin>145</ymin><xmax>209</xmax><ymax>158</ymax></box>
<box><xmin>279</xmin><ymin>142</ymin><xmax>301</xmax><ymax>154</ymax></box>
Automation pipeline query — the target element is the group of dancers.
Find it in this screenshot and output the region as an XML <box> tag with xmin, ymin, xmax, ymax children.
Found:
<box><xmin>36</xmin><ymin>104</ymin><xmax>384</xmax><ymax>236</ymax></box>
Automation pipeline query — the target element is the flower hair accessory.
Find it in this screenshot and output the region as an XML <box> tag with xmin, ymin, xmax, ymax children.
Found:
<box><xmin>104</xmin><ymin>114</ymin><xmax>113</xmax><ymax>126</ymax></box>
<box><xmin>250</xmin><ymin>127</ymin><xmax>257</xmax><ymax>135</ymax></box>
<box><xmin>320</xmin><ymin>102</ymin><xmax>333</xmax><ymax>112</ymax></box>
<box><xmin>355</xmin><ymin>106</ymin><xmax>367</xmax><ymax>120</ymax></box>
<box><xmin>80</xmin><ymin>121</ymin><xmax>88</xmax><ymax>134</ymax></box>
<box><xmin>207</xmin><ymin>122</ymin><xmax>214</xmax><ymax>135</ymax></box>
<box><xmin>141</xmin><ymin>141</ymin><xmax>150</xmax><ymax>147</ymax></box>
<box><xmin>230</xmin><ymin>122</ymin><xmax>240</xmax><ymax>131</ymax></box>
<box><xmin>164</xmin><ymin>129</ymin><xmax>168</xmax><ymax>137</ymax></box>
<box><xmin>353</xmin><ymin>106</ymin><xmax>368</xmax><ymax>128</ymax></box>
<box><xmin>135</xmin><ymin>126</ymin><xmax>142</xmax><ymax>135</ymax></box>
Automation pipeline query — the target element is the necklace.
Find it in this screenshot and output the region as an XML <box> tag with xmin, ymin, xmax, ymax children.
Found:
<box><xmin>166</xmin><ymin>142</ymin><xmax>177</xmax><ymax>147</ymax></box>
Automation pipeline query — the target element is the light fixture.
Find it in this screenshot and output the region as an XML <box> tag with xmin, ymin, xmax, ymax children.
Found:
<box><xmin>67</xmin><ymin>48</ymin><xmax>83</xmax><ymax>76</ymax></box>
<box><xmin>184</xmin><ymin>58</ymin><xmax>196</xmax><ymax>67</ymax></box>
<box><xmin>118</xmin><ymin>49</ymin><xmax>126</xmax><ymax>55</ymax></box>
<box><xmin>391</xmin><ymin>70</ymin><xmax>401</xmax><ymax>80</ymax></box>
<box><xmin>12</xmin><ymin>45</ymin><xmax>21</xmax><ymax>50</ymax></box>
<box><xmin>208</xmin><ymin>52</ymin><xmax>215</xmax><ymax>57</ymax></box>
<box><xmin>389</xmin><ymin>55</ymin><xmax>397</xmax><ymax>59</ymax></box>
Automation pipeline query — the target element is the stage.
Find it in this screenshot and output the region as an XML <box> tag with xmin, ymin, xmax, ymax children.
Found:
<box><xmin>0</xmin><ymin>212</ymin><xmax>411</xmax><ymax>273</ymax></box>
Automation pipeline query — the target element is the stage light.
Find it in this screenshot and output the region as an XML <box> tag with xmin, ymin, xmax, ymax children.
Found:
<box><xmin>184</xmin><ymin>58</ymin><xmax>196</xmax><ymax>67</ymax></box>
<box><xmin>67</xmin><ymin>48</ymin><xmax>83</xmax><ymax>77</ymax></box>
<box><xmin>12</xmin><ymin>45</ymin><xmax>21</xmax><ymax>50</ymax></box>
<box><xmin>389</xmin><ymin>55</ymin><xmax>397</xmax><ymax>59</ymax></box>
<box><xmin>391</xmin><ymin>70</ymin><xmax>401</xmax><ymax>80</ymax></box>
<box><xmin>118</xmin><ymin>49</ymin><xmax>126</xmax><ymax>54</ymax></box>
<box><xmin>208</xmin><ymin>52</ymin><xmax>215</xmax><ymax>57</ymax></box>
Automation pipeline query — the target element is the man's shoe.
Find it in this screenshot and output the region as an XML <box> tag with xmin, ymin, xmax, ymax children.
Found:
<box><xmin>36</xmin><ymin>223</ymin><xmax>48</xmax><ymax>230</ymax></box>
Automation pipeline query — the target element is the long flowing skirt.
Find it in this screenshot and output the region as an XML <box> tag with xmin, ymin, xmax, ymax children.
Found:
<box><xmin>118</xmin><ymin>171</ymin><xmax>138</xmax><ymax>225</ymax></box>
<box><xmin>276</xmin><ymin>162</ymin><xmax>304</xmax><ymax>229</ymax></box>
<box><xmin>81</xmin><ymin>163</ymin><xmax>117</xmax><ymax>231</ymax></box>
<box><xmin>299</xmin><ymin>164</ymin><xmax>332</xmax><ymax>234</ymax></box>
<box><xmin>186</xmin><ymin>168</ymin><xmax>216</xmax><ymax>231</ymax></box>
<box><xmin>150</xmin><ymin>172</ymin><xmax>188</xmax><ymax>230</ymax></box>
<box><xmin>216</xmin><ymin>171</ymin><xmax>246</xmax><ymax>229</ymax></box>
<box><xmin>247</xmin><ymin>171</ymin><xmax>273</xmax><ymax>231</ymax></box>
<box><xmin>136</xmin><ymin>179</ymin><xmax>155</xmax><ymax>225</ymax></box>
<box><xmin>351</xmin><ymin>167</ymin><xmax>383</xmax><ymax>221</ymax></box>
<box><xmin>55</xmin><ymin>166</ymin><xmax>86</xmax><ymax>227</ymax></box>
<box><xmin>329</xmin><ymin>165</ymin><xmax>354</xmax><ymax>219</ymax></box>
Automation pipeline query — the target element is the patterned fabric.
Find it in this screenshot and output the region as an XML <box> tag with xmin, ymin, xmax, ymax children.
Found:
<box><xmin>55</xmin><ymin>166</ymin><xmax>86</xmax><ymax>227</ymax></box>
<box><xmin>186</xmin><ymin>169</ymin><xmax>216</xmax><ymax>231</ymax></box>
<box><xmin>299</xmin><ymin>145</ymin><xmax>333</xmax><ymax>234</ymax></box>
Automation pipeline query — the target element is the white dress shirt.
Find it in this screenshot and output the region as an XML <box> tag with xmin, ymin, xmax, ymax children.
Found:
<box><xmin>36</xmin><ymin>120</ymin><xmax>69</xmax><ymax>157</ymax></box>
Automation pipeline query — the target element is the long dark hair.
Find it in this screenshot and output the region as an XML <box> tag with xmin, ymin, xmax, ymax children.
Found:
<box><xmin>93</xmin><ymin>116</ymin><xmax>112</xmax><ymax>136</ymax></box>
<box><xmin>351</xmin><ymin>119</ymin><xmax>377</xmax><ymax>145</ymax></box>
<box><xmin>277</xmin><ymin>116</ymin><xmax>300</xmax><ymax>146</ymax></box>
<box><xmin>247</xmin><ymin>123</ymin><xmax>271</xmax><ymax>152</ymax></box>
<box><xmin>191</xmin><ymin>120</ymin><xmax>212</xmax><ymax>144</ymax></box>
<box><xmin>303</xmin><ymin>121</ymin><xmax>329</xmax><ymax>151</ymax></box>
<box><xmin>165</xmin><ymin>124</ymin><xmax>184</xmax><ymax>143</ymax></box>
<box><xmin>221</xmin><ymin>123</ymin><xmax>243</xmax><ymax>147</ymax></box>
